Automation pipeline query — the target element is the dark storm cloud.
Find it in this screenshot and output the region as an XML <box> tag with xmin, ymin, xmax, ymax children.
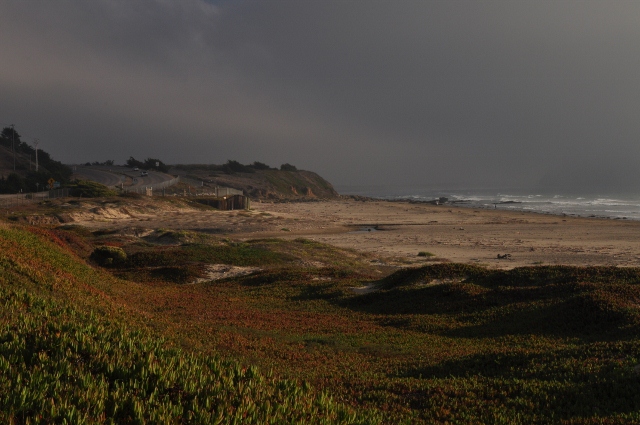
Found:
<box><xmin>1</xmin><ymin>1</ymin><xmax>639</xmax><ymax>189</ymax></box>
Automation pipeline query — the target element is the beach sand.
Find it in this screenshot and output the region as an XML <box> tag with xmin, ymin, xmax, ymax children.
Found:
<box><xmin>247</xmin><ymin>200</ymin><xmax>640</xmax><ymax>269</ymax></box>
<box><xmin>66</xmin><ymin>198</ymin><xmax>640</xmax><ymax>269</ymax></box>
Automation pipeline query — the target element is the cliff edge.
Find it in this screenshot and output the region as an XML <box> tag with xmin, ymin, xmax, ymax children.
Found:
<box><xmin>170</xmin><ymin>165</ymin><xmax>339</xmax><ymax>200</ymax></box>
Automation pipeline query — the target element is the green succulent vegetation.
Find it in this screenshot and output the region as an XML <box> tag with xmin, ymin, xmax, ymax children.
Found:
<box><xmin>90</xmin><ymin>245</ymin><xmax>128</xmax><ymax>266</ymax></box>
<box><xmin>68</xmin><ymin>180</ymin><xmax>118</xmax><ymax>198</ymax></box>
<box><xmin>0</xmin><ymin>225</ymin><xmax>380</xmax><ymax>424</ymax></box>
<box><xmin>0</xmin><ymin>289</ymin><xmax>382</xmax><ymax>424</ymax></box>
<box><xmin>2</xmin><ymin>218</ymin><xmax>640</xmax><ymax>423</ymax></box>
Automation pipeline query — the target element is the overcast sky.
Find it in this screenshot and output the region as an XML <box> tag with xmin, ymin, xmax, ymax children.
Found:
<box><xmin>1</xmin><ymin>0</ymin><xmax>640</xmax><ymax>191</ymax></box>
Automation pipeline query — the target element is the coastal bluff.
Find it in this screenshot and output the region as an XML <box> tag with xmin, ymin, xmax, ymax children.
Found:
<box><xmin>170</xmin><ymin>164</ymin><xmax>339</xmax><ymax>200</ymax></box>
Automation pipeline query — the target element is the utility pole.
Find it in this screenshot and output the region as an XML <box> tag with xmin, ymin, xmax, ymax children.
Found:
<box><xmin>11</xmin><ymin>124</ymin><xmax>15</xmax><ymax>171</ymax></box>
<box><xmin>33</xmin><ymin>139</ymin><xmax>39</xmax><ymax>172</ymax></box>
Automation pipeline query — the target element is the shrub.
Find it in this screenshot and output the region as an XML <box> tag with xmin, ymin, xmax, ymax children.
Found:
<box><xmin>0</xmin><ymin>173</ymin><xmax>26</xmax><ymax>194</ymax></box>
<box><xmin>280</xmin><ymin>163</ymin><xmax>297</xmax><ymax>171</ymax></box>
<box><xmin>119</xmin><ymin>191</ymin><xmax>143</xmax><ymax>199</ymax></box>
<box><xmin>90</xmin><ymin>246</ymin><xmax>127</xmax><ymax>266</ymax></box>
<box><xmin>125</xmin><ymin>156</ymin><xmax>145</xmax><ymax>169</ymax></box>
<box><xmin>69</xmin><ymin>180</ymin><xmax>117</xmax><ymax>197</ymax></box>
<box><xmin>143</xmin><ymin>157</ymin><xmax>170</xmax><ymax>173</ymax></box>
<box><xmin>418</xmin><ymin>251</ymin><xmax>435</xmax><ymax>257</ymax></box>
<box><xmin>250</xmin><ymin>161</ymin><xmax>273</xmax><ymax>170</ymax></box>
<box><xmin>222</xmin><ymin>160</ymin><xmax>254</xmax><ymax>174</ymax></box>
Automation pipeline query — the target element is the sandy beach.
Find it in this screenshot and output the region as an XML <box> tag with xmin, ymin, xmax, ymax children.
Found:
<box><xmin>62</xmin><ymin>198</ymin><xmax>640</xmax><ymax>270</ymax></box>
<box><xmin>249</xmin><ymin>200</ymin><xmax>640</xmax><ymax>269</ymax></box>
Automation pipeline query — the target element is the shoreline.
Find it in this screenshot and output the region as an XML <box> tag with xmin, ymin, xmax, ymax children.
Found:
<box><xmin>54</xmin><ymin>196</ymin><xmax>640</xmax><ymax>270</ymax></box>
<box><xmin>248</xmin><ymin>198</ymin><xmax>640</xmax><ymax>270</ymax></box>
<box><xmin>339</xmin><ymin>192</ymin><xmax>640</xmax><ymax>222</ymax></box>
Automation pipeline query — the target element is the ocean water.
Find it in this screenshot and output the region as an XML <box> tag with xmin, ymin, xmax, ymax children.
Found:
<box><xmin>335</xmin><ymin>186</ymin><xmax>640</xmax><ymax>221</ymax></box>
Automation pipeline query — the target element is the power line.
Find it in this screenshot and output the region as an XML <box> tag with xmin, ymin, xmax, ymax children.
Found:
<box><xmin>0</xmin><ymin>123</ymin><xmax>42</xmax><ymax>142</ymax></box>
<box><xmin>34</xmin><ymin>139</ymin><xmax>39</xmax><ymax>172</ymax></box>
<box><xmin>0</xmin><ymin>125</ymin><xmax>45</xmax><ymax>165</ymax></box>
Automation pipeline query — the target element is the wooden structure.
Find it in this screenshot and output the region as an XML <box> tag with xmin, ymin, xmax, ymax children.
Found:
<box><xmin>196</xmin><ymin>195</ymin><xmax>250</xmax><ymax>211</ymax></box>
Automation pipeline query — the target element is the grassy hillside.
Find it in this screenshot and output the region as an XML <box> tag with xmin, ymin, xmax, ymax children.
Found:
<box><xmin>2</xmin><ymin>217</ymin><xmax>640</xmax><ymax>423</ymax></box>
<box><xmin>170</xmin><ymin>165</ymin><xmax>340</xmax><ymax>199</ymax></box>
<box><xmin>0</xmin><ymin>224</ymin><xmax>379</xmax><ymax>424</ymax></box>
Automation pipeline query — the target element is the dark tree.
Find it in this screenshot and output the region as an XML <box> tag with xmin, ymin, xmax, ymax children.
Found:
<box><xmin>126</xmin><ymin>157</ymin><xmax>145</xmax><ymax>169</ymax></box>
<box><xmin>25</xmin><ymin>170</ymin><xmax>53</xmax><ymax>192</ymax></box>
<box><xmin>0</xmin><ymin>173</ymin><xmax>26</xmax><ymax>193</ymax></box>
<box><xmin>89</xmin><ymin>160</ymin><xmax>115</xmax><ymax>166</ymax></box>
<box><xmin>280</xmin><ymin>163</ymin><xmax>297</xmax><ymax>171</ymax></box>
<box><xmin>0</xmin><ymin>127</ymin><xmax>20</xmax><ymax>152</ymax></box>
<box><xmin>222</xmin><ymin>160</ymin><xmax>254</xmax><ymax>174</ymax></box>
<box><xmin>0</xmin><ymin>127</ymin><xmax>21</xmax><ymax>143</ymax></box>
<box><xmin>143</xmin><ymin>158</ymin><xmax>170</xmax><ymax>173</ymax></box>
<box><xmin>0</xmin><ymin>126</ymin><xmax>71</xmax><ymax>190</ymax></box>
<box><xmin>250</xmin><ymin>161</ymin><xmax>272</xmax><ymax>170</ymax></box>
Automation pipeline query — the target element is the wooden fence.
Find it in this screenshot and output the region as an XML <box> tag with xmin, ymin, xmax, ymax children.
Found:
<box><xmin>194</xmin><ymin>195</ymin><xmax>250</xmax><ymax>211</ymax></box>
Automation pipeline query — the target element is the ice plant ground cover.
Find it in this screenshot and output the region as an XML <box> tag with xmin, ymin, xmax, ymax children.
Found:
<box><xmin>1</xmin><ymin>222</ymin><xmax>640</xmax><ymax>423</ymax></box>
